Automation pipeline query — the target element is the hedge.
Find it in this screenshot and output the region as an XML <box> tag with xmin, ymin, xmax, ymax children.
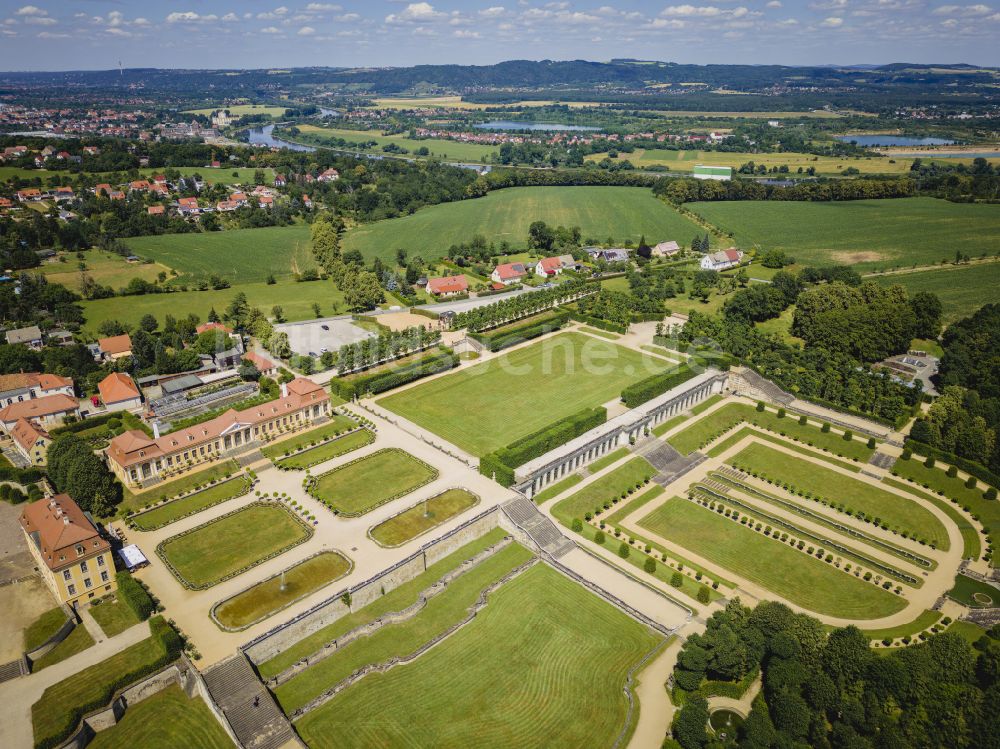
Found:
<box><xmin>565</xmin><ymin>310</ymin><xmax>628</xmax><ymax>334</ymax></box>
<box><xmin>0</xmin><ymin>465</ymin><xmax>44</xmax><ymax>485</ymax></box>
<box><xmin>472</xmin><ymin>311</ymin><xmax>570</xmax><ymax>352</ymax></box>
<box><xmin>903</xmin><ymin>439</ymin><xmax>1000</xmax><ymax>493</ymax></box>
<box><xmin>49</xmin><ymin>412</ymin><xmax>117</xmax><ymax>436</ymax></box>
<box><xmin>33</xmin><ymin>616</ymin><xmax>182</xmax><ymax>749</ymax></box>
<box><xmin>116</xmin><ymin>570</ymin><xmax>155</xmax><ymax>620</ymax></box>
<box><xmin>331</xmin><ymin>350</ymin><xmax>458</xmax><ymax>400</ymax></box>
<box><xmin>621</xmin><ymin>365</ymin><xmax>697</xmax><ymax>409</ymax></box>
<box><xmin>479</xmin><ymin>453</ymin><xmax>516</xmax><ymax>487</ymax></box>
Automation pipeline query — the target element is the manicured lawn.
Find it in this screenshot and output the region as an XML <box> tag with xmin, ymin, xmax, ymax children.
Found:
<box><xmin>124</xmin><ymin>224</ymin><xmax>315</xmax><ymax>284</ymax></box>
<box><xmin>119</xmin><ymin>460</ymin><xmax>241</xmax><ymax>517</ymax></box>
<box><xmin>946</xmin><ymin>621</ymin><xmax>988</xmax><ymax>645</ymax></box>
<box><xmin>731</xmin><ymin>442</ymin><xmax>948</xmax><ymax>548</ymax></box>
<box><xmin>639</xmin><ymin>498</ymin><xmax>906</xmax><ymax>619</ymax></box>
<box><xmin>308</xmin><ymin>449</ymin><xmax>438</xmax><ymax>516</ymax></box>
<box><xmin>214</xmin><ymin>552</ymin><xmax>353</xmax><ymax>630</ymax></box>
<box><xmin>343</xmin><ymin>186</ymin><xmax>705</xmax><ymax>264</ymax></box>
<box><xmin>261</xmin><ymin>415</ymin><xmax>357</xmax><ymax>459</ymax></box>
<box><xmin>862</xmin><ymin>610</ymin><xmax>942</xmax><ymax>641</ymax></box>
<box><xmin>588</xmin><ymin>447</ymin><xmax>631</xmax><ymax>474</ymax></box>
<box><xmin>157</xmin><ymin>504</ymin><xmax>311</xmax><ymax>589</ymax></box>
<box><xmin>380</xmin><ymin>332</ymin><xmax>665</xmax><ymax>455</ymax></box>
<box><xmin>293</xmin><ymin>563</ymin><xmax>660</xmax><ymax>749</ymax></box>
<box><xmin>947</xmin><ymin>574</ymin><xmax>999</xmax><ymax>607</ymax></box>
<box><xmin>31</xmin><ymin>625</ymin><xmax>94</xmax><ymax>672</ymax></box>
<box><xmin>688</xmin><ymin>198</ymin><xmax>1000</xmax><ymax>271</ymax></box>
<box><xmin>89</xmin><ymin>597</ymin><xmax>141</xmax><ymax>638</ymax></box>
<box><xmin>32</xmin><ymin>632</ymin><xmax>171</xmax><ymax>748</ymax></box>
<box><xmin>87</xmin><ymin>683</ymin><xmax>234</xmax><ymax>749</ymax></box>
<box><xmin>23</xmin><ymin>607</ymin><xmax>67</xmax><ymax>652</ymax></box>
<box><xmin>274</xmin><ymin>430</ymin><xmax>374</xmax><ymax>470</ymax></box>
<box><xmin>883</xmin><ymin>477</ymin><xmax>981</xmax><ymax>560</ymax></box>
<box><xmin>873</xmin><ymin>262</ymin><xmax>1000</xmax><ymax>323</ymax></box>
<box><xmin>259</xmin><ymin>528</ymin><xmax>510</xmax><ymax>679</ymax></box>
<box><xmin>551</xmin><ymin>457</ymin><xmax>656</xmax><ymax>528</ymax></box>
<box><xmin>668</xmin><ymin>401</ymin><xmax>875</xmax><ymax>461</ymax></box>
<box><xmin>707</xmin><ymin>426</ymin><xmax>864</xmax><ymax>473</ymax></box>
<box><xmin>130</xmin><ymin>476</ymin><xmax>250</xmax><ymax>531</ymax></box>
<box><xmin>531</xmin><ymin>474</ymin><xmax>582</xmax><ymax>505</ymax></box>
<box><xmin>370</xmin><ymin>489</ymin><xmax>480</xmax><ymax>547</ymax></box>
<box><xmin>580</xmin><ymin>326</ymin><xmax>621</xmax><ymax>340</ymax></box>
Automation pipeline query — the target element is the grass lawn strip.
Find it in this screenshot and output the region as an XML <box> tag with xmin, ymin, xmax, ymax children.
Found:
<box><xmin>294</xmin><ymin>563</ymin><xmax>661</xmax><ymax>749</ymax></box>
<box><xmin>307</xmin><ymin>448</ymin><xmax>438</xmax><ymax>516</ymax></box>
<box><xmin>120</xmin><ymin>459</ymin><xmax>240</xmax><ymax>517</ymax></box>
<box><xmin>731</xmin><ymin>442</ymin><xmax>948</xmax><ymax>549</ymax></box>
<box><xmin>87</xmin><ymin>683</ymin><xmax>234</xmax><ymax>749</ymax></box>
<box><xmin>31</xmin><ymin>624</ymin><xmax>94</xmax><ymax>671</ymax></box>
<box><xmin>883</xmin><ymin>476</ymin><xmax>981</xmax><ymax>560</ymax></box>
<box><xmin>275</xmin><ymin>429</ymin><xmax>374</xmax><ymax>470</ymax></box>
<box><xmin>639</xmin><ymin>498</ymin><xmax>906</xmax><ymax>619</ymax></box>
<box><xmin>213</xmin><ymin>551</ymin><xmax>353</xmax><ymax>631</ymax></box>
<box><xmin>580</xmin><ymin>326</ymin><xmax>621</xmax><ymax>340</ymax></box>
<box><xmin>129</xmin><ymin>476</ymin><xmax>251</xmax><ymax>531</ymax></box>
<box><xmin>89</xmin><ymin>597</ymin><xmax>141</xmax><ymax>638</ymax></box>
<box><xmin>275</xmin><ymin>542</ymin><xmax>535</xmax><ymax>713</ymax></box>
<box><xmin>369</xmin><ymin>489</ymin><xmax>480</xmax><ymax>547</ymax></box>
<box><xmin>551</xmin><ymin>457</ymin><xmax>656</xmax><ymax>529</ymax></box>
<box><xmin>947</xmin><ymin>573</ymin><xmax>998</xmax><ymax>607</ymax></box>
<box><xmin>652</xmin><ymin>413</ymin><xmax>688</xmax><ymax>438</ymax></box>
<box><xmin>862</xmin><ymin>610</ymin><xmax>942</xmax><ymax>643</ymax></box>
<box><xmin>588</xmin><ymin>447</ymin><xmax>631</xmax><ymax>474</ymax></box>
<box><xmin>707</xmin><ymin>426</ymin><xmax>863</xmax><ymax>472</ymax></box>
<box><xmin>23</xmin><ymin>607</ymin><xmax>68</xmax><ymax>652</ymax></box>
<box><xmin>261</xmin><ymin>415</ymin><xmax>357</xmax><ymax>460</ymax></box>
<box><xmin>531</xmin><ymin>474</ymin><xmax>582</xmax><ymax>505</ymax></box>
<box><xmin>258</xmin><ymin>528</ymin><xmax>510</xmax><ymax>679</ymax></box>
<box><xmin>378</xmin><ymin>332</ymin><xmax>664</xmax><ymax>456</ymax></box>
<box><xmin>157</xmin><ymin>503</ymin><xmax>312</xmax><ymax>590</ymax></box>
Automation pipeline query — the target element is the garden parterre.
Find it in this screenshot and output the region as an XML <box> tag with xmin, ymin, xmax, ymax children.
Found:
<box><xmin>307</xmin><ymin>448</ymin><xmax>439</xmax><ymax>516</ymax></box>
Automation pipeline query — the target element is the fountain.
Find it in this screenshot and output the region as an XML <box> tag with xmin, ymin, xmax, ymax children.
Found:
<box><xmin>709</xmin><ymin>709</ymin><xmax>744</xmax><ymax>744</ymax></box>
<box><xmin>279</xmin><ymin>570</ymin><xmax>287</xmax><ymax>593</ymax></box>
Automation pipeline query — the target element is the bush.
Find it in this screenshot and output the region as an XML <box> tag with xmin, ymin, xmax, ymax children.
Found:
<box><xmin>670</xmin><ymin>572</ymin><xmax>683</xmax><ymax>588</ymax></box>
<box><xmin>901</xmin><ymin>448</ymin><xmax>912</xmax><ymax>460</ymax></box>
<box><xmin>594</xmin><ymin>530</ymin><xmax>605</xmax><ymax>544</ymax></box>
<box><xmin>492</xmin><ymin>407</ymin><xmax>606</xmax><ymax>469</ymax></box>
<box><xmin>621</xmin><ymin>365</ymin><xmax>697</xmax><ymax>409</ymax></box>
<box><xmin>924</xmin><ymin>456</ymin><xmax>935</xmax><ymax>469</ymax></box>
<box><xmin>756</xmin><ymin>401</ymin><xmax>766</xmax><ymax>412</ymax></box>
<box><xmin>777</xmin><ymin>408</ymin><xmax>786</xmax><ymax>419</ymax></box>
<box><xmin>947</xmin><ymin>465</ymin><xmax>959</xmax><ymax>478</ymax></box>
<box><xmin>697</xmin><ymin>586</ymin><xmax>710</xmax><ymax>604</ymax></box>
<box><xmin>116</xmin><ymin>571</ymin><xmax>155</xmax><ymax>620</ymax></box>
<box><xmin>986</xmin><ymin>488</ymin><xmax>998</xmax><ymax>501</ymax></box>
<box><xmin>843</xmin><ymin>429</ymin><xmax>853</xmax><ymax>441</ymax></box>
<box><xmin>571</xmin><ymin>518</ymin><xmax>583</xmax><ymax>532</ymax></box>
<box><xmin>618</xmin><ymin>542</ymin><xmax>630</xmax><ymax>559</ymax></box>
<box><xmin>644</xmin><ymin>557</ymin><xmax>656</xmax><ymax>574</ymax></box>
<box><xmin>799</xmin><ymin>414</ymin><xmax>807</xmax><ymax>425</ymax></box>
<box><xmin>331</xmin><ymin>349</ymin><xmax>458</xmax><ymax>400</ymax></box>
<box><xmin>821</xmin><ymin>422</ymin><xmax>831</xmax><ymax>433</ymax></box>
<box><xmin>867</xmin><ymin>437</ymin><xmax>876</xmax><ymax>449</ymax></box>
<box><xmin>965</xmin><ymin>476</ymin><xmax>977</xmax><ymax>489</ymax></box>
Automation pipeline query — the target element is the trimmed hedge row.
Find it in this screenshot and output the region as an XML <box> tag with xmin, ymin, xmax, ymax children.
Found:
<box><xmin>474</xmin><ymin>311</ymin><xmax>570</xmax><ymax>352</ymax></box>
<box><xmin>902</xmin><ymin>439</ymin><xmax>1000</xmax><ymax>494</ymax></box>
<box><xmin>34</xmin><ymin>616</ymin><xmax>182</xmax><ymax>749</ymax></box>
<box><xmin>116</xmin><ymin>570</ymin><xmax>155</xmax><ymax>620</ymax></box>
<box><xmin>49</xmin><ymin>412</ymin><xmax>117</xmax><ymax>436</ymax></box>
<box><xmin>0</xmin><ymin>465</ymin><xmax>44</xmax><ymax>485</ymax></box>
<box><xmin>565</xmin><ymin>310</ymin><xmax>628</xmax><ymax>334</ymax></box>
<box><xmin>621</xmin><ymin>365</ymin><xmax>697</xmax><ymax>409</ymax></box>
<box><xmin>331</xmin><ymin>350</ymin><xmax>458</xmax><ymax>400</ymax></box>
<box><xmin>479</xmin><ymin>407</ymin><xmax>607</xmax><ymax>487</ymax></box>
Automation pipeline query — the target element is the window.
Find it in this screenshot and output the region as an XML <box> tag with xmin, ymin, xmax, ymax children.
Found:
<box><xmin>80</xmin><ymin>560</ymin><xmax>88</xmax><ymax>573</ymax></box>
<box><xmin>84</xmin><ymin>578</ymin><xmax>92</xmax><ymax>589</ymax></box>
<box><xmin>100</xmin><ymin>570</ymin><xmax>109</xmax><ymax>583</ymax></box>
<box><xmin>67</xmin><ymin>584</ymin><xmax>76</xmax><ymax>596</ymax></box>
<box><xmin>75</xmin><ymin>545</ymin><xmax>84</xmax><ymax>555</ymax></box>
<box><xmin>97</xmin><ymin>556</ymin><xmax>105</xmax><ymax>567</ymax></box>
<box><xmin>63</xmin><ymin>569</ymin><xmax>71</xmax><ymax>581</ymax></box>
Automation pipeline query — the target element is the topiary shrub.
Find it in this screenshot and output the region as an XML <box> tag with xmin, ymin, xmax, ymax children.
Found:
<box><xmin>924</xmin><ymin>456</ymin><xmax>935</xmax><ymax>469</ymax></box>
<box><xmin>821</xmin><ymin>422</ymin><xmax>831</xmax><ymax>433</ymax></box>
<box><xmin>618</xmin><ymin>542</ymin><xmax>630</xmax><ymax>559</ymax></box>
<box><xmin>843</xmin><ymin>430</ymin><xmax>853</xmax><ymax>441</ymax></box>
<box><xmin>594</xmin><ymin>530</ymin><xmax>605</xmax><ymax>545</ymax></box>
<box><xmin>670</xmin><ymin>572</ymin><xmax>683</xmax><ymax>588</ymax></box>
<box><xmin>756</xmin><ymin>401</ymin><xmax>766</xmax><ymax>412</ymax></box>
<box><xmin>644</xmin><ymin>557</ymin><xmax>656</xmax><ymax>574</ymax></box>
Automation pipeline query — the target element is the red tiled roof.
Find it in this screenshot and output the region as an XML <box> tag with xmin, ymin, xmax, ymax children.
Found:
<box><xmin>0</xmin><ymin>393</ymin><xmax>78</xmax><ymax>423</ymax></box>
<box><xmin>724</xmin><ymin>249</ymin><xmax>742</xmax><ymax>262</ymax></box>
<box><xmin>98</xmin><ymin>334</ymin><xmax>132</xmax><ymax>355</ymax></box>
<box><xmin>0</xmin><ymin>372</ymin><xmax>72</xmax><ymax>394</ymax></box>
<box><xmin>196</xmin><ymin>322</ymin><xmax>232</xmax><ymax>335</ymax></box>
<box><xmin>538</xmin><ymin>256</ymin><xmax>562</xmax><ymax>273</ymax></box>
<box><xmin>427</xmin><ymin>275</ymin><xmax>468</xmax><ymax>295</ymax></box>
<box><xmin>11</xmin><ymin>418</ymin><xmax>48</xmax><ymax>454</ymax></box>
<box><xmin>242</xmin><ymin>350</ymin><xmax>276</xmax><ymax>371</ymax></box>
<box><xmin>98</xmin><ymin>372</ymin><xmax>140</xmax><ymax>405</ymax></box>
<box><xmin>494</xmin><ymin>262</ymin><xmax>526</xmax><ymax>280</ymax></box>
<box><xmin>20</xmin><ymin>495</ymin><xmax>109</xmax><ymax>571</ymax></box>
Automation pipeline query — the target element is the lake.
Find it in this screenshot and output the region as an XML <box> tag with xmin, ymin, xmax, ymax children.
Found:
<box><xmin>474</xmin><ymin>120</ymin><xmax>600</xmax><ymax>132</ymax></box>
<box><xmin>835</xmin><ymin>135</ymin><xmax>955</xmax><ymax>147</ymax></box>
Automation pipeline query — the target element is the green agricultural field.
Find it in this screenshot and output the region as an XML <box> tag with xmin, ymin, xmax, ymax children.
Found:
<box><xmin>379</xmin><ymin>332</ymin><xmax>666</xmax><ymax>455</ymax></box>
<box><xmin>87</xmin><ymin>684</ymin><xmax>234</xmax><ymax>749</ymax></box>
<box><xmin>343</xmin><ymin>186</ymin><xmax>705</xmax><ymax>264</ymax></box>
<box><xmin>273</xmin><ymin>430</ymin><xmax>374</xmax><ymax>470</ymax></box>
<box><xmin>873</xmin><ymin>262</ymin><xmax>1000</xmax><ymax>323</ymax></box>
<box><xmin>157</xmin><ymin>504</ymin><xmax>311</xmax><ymax>589</ymax></box>
<box><xmin>731</xmin><ymin>442</ymin><xmax>948</xmax><ymax>548</ymax></box>
<box><xmin>82</xmin><ymin>278</ymin><xmax>346</xmax><ymax>335</ymax></box>
<box><xmin>293</xmin><ymin>563</ymin><xmax>661</xmax><ymax>749</ymax></box>
<box><xmin>688</xmin><ymin>198</ymin><xmax>1000</xmax><ymax>271</ymax></box>
<box><xmin>123</xmin><ymin>225</ymin><xmax>314</xmax><ymax>284</ymax></box>
<box><xmin>39</xmin><ymin>250</ymin><xmax>170</xmax><ymax>293</ymax></box>
<box><xmin>89</xmin><ymin>596</ymin><xmax>140</xmax><ymax>638</ymax></box>
<box><xmin>639</xmin><ymin>498</ymin><xmax>906</xmax><ymax>618</ymax></box>
<box><xmin>130</xmin><ymin>477</ymin><xmax>250</xmax><ymax>531</ymax></box>
<box><xmin>184</xmin><ymin>104</ymin><xmax>287</xmax><ymax>117</ymax></box>
<box><xmin>139</xmin><ymin>166</ymin><xmax>277</xmax><ymax>185</ymax></box>
<box><xmin>0</xmin><ymin>166</ymin><xmax>68</xmax><ymax>182</ymax></box>
<box><xmin>370</xmin><ymin>489</ymin><xmax>480</xmax><ymax>547</ymax></box>
<box><xmin>308</xmin><ymin>449</ymin><xmax>438</xmax><ymax>516</ymax></box>
<box><xmin>294</xmin><ymin>124</ymin><xmax>498</xmax><ymax>162</ymax></box>
<box><xmin>586</xmin><ymin>148</ymin><xmax>909</xmax><ymax>176</ymax></box>
<box><xmin>213</xmin><ymin>551</ymin><xmax>353</xmax><ymax>630</ymax></box>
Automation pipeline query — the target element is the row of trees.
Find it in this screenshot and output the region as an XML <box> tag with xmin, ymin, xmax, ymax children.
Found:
<box><xmin>452</xmin><ymin>279</ymin><xmax>592</xmax><ymax>332</ymax></box>
<box><xmin>335</xmin><ymin>326</ymin><xmax>442</xmax><ymax>374</ymax></box>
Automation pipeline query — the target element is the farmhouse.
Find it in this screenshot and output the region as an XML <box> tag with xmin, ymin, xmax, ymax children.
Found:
<box><xmin>20</xmin><ymin>494</ymin><xmax>116</xmax><ymax>608</ymax></box>
<box><xmin>0</xmin><ymin>393</ymin><xmax>80</xmax><ymax>430</ymax></box>
<box><xmin>491</xmin><ymin>262</ymin><xmax>528</xmax><ymax>286</ymax></box>
<box><xmin>97</xmin><ymin>372</ymin><xmax>143</xmax><ymax>412</ymax></box>
<box><xmin>427</xmin><ymin>275</ymin><xmax>469</xmax><ymax>297</ymax></box>
<box><xmin>106</xmin><ymin>377</ymin><xmax>330</xmax><ymax>487</ymax></box>
<box><xmin>0</xmin><ymin>372</ymin><xmax>74</xmax><ymax>407</ymax></box>
<box><xmin>700</xmin><ymin>249</ymin><xmax>744</xmax><ymax>271</ymax></box>
<box><xmin>97</xmin><ymin>333</ymin><xmax>133</xmax><ymax>361</ymax></box>
<box><xmin>11</xmin><ymin>418</ymin><xmax>50</xmax><ymax>464</ymax></box>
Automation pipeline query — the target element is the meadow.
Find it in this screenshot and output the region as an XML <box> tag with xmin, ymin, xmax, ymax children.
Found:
<box><xmin>638</xmin><ymin>498</ymin><xmax>906</xmax><ymax>618</ymax></box>
<box><xmin>39</xmin><ymin>250</ymin><xmax>169</xmax><ymax>293</ymax></box>
<box><xmin>123</xmin><ymin>224</ymin><xmax>314</xmax><ymax>284</ymax></box>
<box><xmin>872</xmin><ymin>262</ymin><xmax>1000</xmax><ymax>322</ymax></box>
<box><xmin>587</xmin><ymin>148</ymin><xmax>910</xmax><ymax>176</ymax></box>
<box><xmin>138</xmin><ymin>166</ymin><xmax>277</xmax><ymax>185</ymax></box>
<box><xmin>688</xmin><ymin>198</ymin><xmax>1000</xmax><ymax>271</ymax></box>
<box><xmin>379</xmin><ymin>332</ymin><xmax>666</xmax><ymax>455</ymax></box>
<box><xmin>293</xmin><ymin>563</ymin><xmax>660</xmax><ymax>749</ymax></box>
<box><xmin>294</xmin><ymin>124</ymin><xmax>498</xmax><ymax>162</ymax></box>
<box><xmin>342</xmin><ymin>186</ymin><xmax>704</xmax><ymax>262</ymax></box>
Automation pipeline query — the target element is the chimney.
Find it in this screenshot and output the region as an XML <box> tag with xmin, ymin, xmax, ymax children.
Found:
<box><xmin>152</xmin><ymin>422</ymin><xmax>160</xmax><ymax>439</ymax></box>
<box><xmin>63</xmin><ymin>516</ymin><xmax>70</xmax><ymax>525</ymax></box>
<box><xmin>280</xmin><ymin>382</ymin><xmax>288</xmax><ymax>398</ymax></box>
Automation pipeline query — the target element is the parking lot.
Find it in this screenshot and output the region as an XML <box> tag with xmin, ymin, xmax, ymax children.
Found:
<box><xmin>276</xmin><ymin>316</ymin><xmax>376</xmax><ymax>358</ymax></box>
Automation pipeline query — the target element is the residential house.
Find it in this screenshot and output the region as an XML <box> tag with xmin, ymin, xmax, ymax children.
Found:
<box><xmin>11</xmin><ymin>418</ymin><xmax>50</xmax><ymax>465</ymax></box>
<box><xmin>129</xmin><ymin>180</ymin><xmax>151</xmax><ymax>192</ymax></box>
<box><xmin>151</xmin><ymin>174</ymin><xmax>168</xmax><ymax>185</ymax></box>
<box><xmin>274</xmin><ymin>174</ymin><xmax>287</xmax><ymax>187</ymax></box>
<box><xmin>427</xmin><ymin>275</ymin><xmax>469</xmax><ymax>297</ymax></box>
<box><xmin>5</xmin><ymin>325</ymin><xmax>44</xmax><ymax>349</ymax></box>
<box><xmin>259</xmin><ymin>195</ymin><xmax>274</xmax><ymax>208</ymax></box>
<box><xmin>52</xmin><ymin>186</ymin><xmax>74</xmax><ymax>202</ymax></box>
<box><xmin>97</xmin><ymin>334</ymin><xmax>132</xmax><ymax>361</ymax></box>
<box><xmin>106</xmin><ymin>377</ymin><xmax>330</xmax><ymax>487</ymax></box>
<box><xmin>108</xmin><ymin>190</ymin><xmax>125</xmax><ymax>201</ymax></box>
<box><xmin>94</xmin><ymin>183</ymin><xmax>113</xmax><ymax>197</ymax></box>
<box><xmin>652</xmin><ymin>241</ymin><xmax>681</xmax><ymax>258</ymax></box>
<box><xmin>177</xmin><ymin>197</ymin><xmax>200</xmax><ymax>215</ymax></box>
<box><xmin>302</xmin><ymin>194</ymin><xmax>313</xmax><ymax>209</ymax></box>
<box><xmin>47</xmin><ymin>330</ymin><xmax>74</xmax><ymax>347</ymax></box>
<box><xmin>0</xmin><ymin>393</ymin><xmax>80</xmax><ymax>430</ymax></box>
<box><xmin>491</xmin><ymin>262</ymin><xmax>527</xmax><ymax>286</ymax></box>
<box><xmin>534</xmin><ymin>256</ymin><xmax>565</xmax><ymax>278</ymax></box>
<box><xmin>16</xmin><ymin>188</ymin><xmax>41</xmax><ymax>202</ymax></box>
<box><xmin>19</xmin><ymin>495</ymin><xmax>117</xmax><ymax>608</ymax></box>
<box><xmin>241</xmin><ymin>350</ymin><xmax>279</xmax><ymax>378</ymax></box>
<box><xmin>700</xmin><ymin>248</ymin><xmax>745</xmax><ymax>271</ymax></box>
<box><xmin>216</xmin><ymin>200</ymin><xmax>238</xmax><ymax>212</ymax></box>
<box><xmin>317</xmin><ymin>168</ymin><xmax>340</xmax><ymax>182</ymax></box>
<box><xmin>0</xmin><ymin>372</ymin><xmax>74</xmax><ymax>407</ymax></box>
<box><xmin>587</xmin><ymin>248</ymin><xmax>630</xmax><ymax>264</ymax></box>
<box><xmin>97</xmin><ymin>372</ymin><xmax>142</xmax><ymax>413</ymax></box>
<box><xmin>147</xmin><ymin>205</ymin><xmax>165</xmax><ymax>216</ymax></box>
<box><xmin>230</xmin><ymin>192</ymin><xmax>248</xmax><ymax>205</ymax></box>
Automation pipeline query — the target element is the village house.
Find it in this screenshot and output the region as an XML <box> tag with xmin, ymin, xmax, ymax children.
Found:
<box><xmin>16</xmin><ymin>188</ymin><xmax>42</xmax><ymax>202</ymax></box>
<box><xmin>241</xmin><ymin>350</ymin><xmax>279</xmax><ymax>378</ymax></box>
<box><xmin>11</xmin><ymin>418</ymin><xmax>50</xmax><ymax>465</ymax></box>
<box><xmin>700</xmin><ymin>248</ymin><xmax>745</xmax><ymax>271</ymax></box>
<box><xmin>427</xmin><ymin>275</ymin><xmax>469</xmax><ymax>297</ymax></box>
<box><xmin>317</xmin><ymin>168</ymin><xmax>340</xmax><ymax>182</ymax></box>
<box><xmin>0</xmin><ymin>372</ymin><xmax>74</xmax><ymax>407</ymax></box>
<box><xmin>491</xmin><ymin>262</ymin><xmax>528</xmax><ymax>286</ymax></box>
<box><xmin>129</xmin><ymin>180</ymin><xmax>151</xmax><ymax>192</ymax></box>
<box><xmin>147</xmin><ymin>205</ymin><xmax>165</xmax><ymax>216</ymax></box>
<box><xmin>106</xmin><ymin>377</ymin><xmax>329</xmax><ymax>487</ymax></box>
<box><xmin>97</xmin><ymin>333</ymin><xmax>133</xmax><ymax>361</ymax></box>
<box><xmin>97</xmin><ymin>372</ymin><xmax>142</xmax><ymax>413</ymax></box>
<box><xmin>534</xmin><ymin>256</ymin><xmax>565</xmax><ymax>278</ymax></box>
<box><xmin>652</xmin><ymin>240</ymin><xmax>681</xmax><ymax>258</ymax></box>
<box><xmin>94</xmin><ymin>183</ymin><xmax>113</xmax><ymax>197</ymax></box>
<box><xmin>5</xmin><ymin>325</ymin><xmax>44</xmax><ymax>349</ymax></box>
<box><xmin>274</xmin><ymin>174</ymin><xmax>287</xmax><ymax>187</ymax></box>
<box><xmin>177</xmin><ymin>197</ymin><xmax>200</xmax><ymax>215</ymax></box>
<box><xmin>19</xmin><ymin>494</ymin><xmax>116</xmax><ymax>608</ymax></box>
<box><xmin>0</xmin><ymin>393</ymin><xmax>80</xmax><ymax>430</ymax></box>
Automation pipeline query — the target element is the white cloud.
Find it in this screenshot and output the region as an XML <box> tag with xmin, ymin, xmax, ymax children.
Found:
<box><xmin>24</xmin><ymin>15</ymin><xmax>56</xmax><ymax>25</ymax></box>
<box><xmin>37</xmin><ymin>30</ymin><xmax>70</xmax><ymax>38</ymax></box>
<box><xmin>385</xmin><ymin>2</ymin><xmax>446</xmax><ymax>23</ymax></box>
<box><xmin>15</xmin><ymin>6</ymin><xmax>48</xmax><ymax>16</ymax></box>
<box><xmin>134</xmin><ymin>17</ymin><xmax>150</xmax><ymax>26</ymax></box>
<box><xmin>453</xmin><ymin>28</ymin><xmax>480</xmax><ymax>36</ymax></box>
<box><xmin>260</xmin><ymin>26</ymin><xmax>282</xmax><ymax>33</ymax></box>
<box><xmin>480</xmin><ymin>5</ymin><xmax>507</xmax><ymax>16</ymax></box>
<box><xmin>649</xmin><ymin>17</ymin><xmax>686</xmax><ymax>26</ymax></box>
<box><xmin>337</xmin><ymin>13</ymin><xmax>362</xmax><ymax>22</ymax></box>
<box><xmin>297</xmin><ymin>25</ymin><xmax>316</xmax><ymax>34</ymax></box>
<box><xmin>933</xmin><ymin>3</ymin><xmax>994</xmax><ymax>13</ymax></box>
<box><xmin>221</xmin><ymin>13</ymin><xmax>239</xmax><ymax>22</ymax></box>
<box><xmin>306</xmin><ymin>2</ymin><xmax>342</xmax><ymax>10</ymax></box>
<box><xmin>661</xmin><ymin>5</ymin><xmax>723</xmax><ymax>16</ymax></box>
<box><xmin>766</xmin><ymin>0</ymin><xmax>782</xmax><ymax>7</ymax></box>
<box><xmin>776</xmin><ymin>17</ymin><xmax>799</xmax><ymax>24</ymax></box>
<box><xmin>821</xmin><ymin>15</ymin><xmax>845</xmax><ymax>24</ymax></box>
<box><xmin>166</xmin><ymin>12</ymin><xmax>219</xmax><ymax>24</ymax></box>
<box><xmin>105</xmin><ymin>27</ymin><xmax>133</xmax><ymax>37</ymax></box>
<box><xmin>257</xmin><ymin>7</ymin><xmax>290</xmax><ymax>20</ymax></box>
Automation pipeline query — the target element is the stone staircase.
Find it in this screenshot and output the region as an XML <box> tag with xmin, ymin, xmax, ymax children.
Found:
<box><xmin>501</xmin><ymin>497</ymin><xmax>576</xmax><ymax>559</ymax></box>
<box><xmin>634</xmin><ymin>437</ymin><xmax>706</xmax><ymax>487</ymax></box>
<box><xmin>202</xmin><ymin>654</ymin><xmax>299</xmax><ymax>749</ymax></box>
<box><xmin>0</xmin><ymin>657</ymin><xmax>26</xmax><ymax>683</ymax></box>
<box><xmin>732</xmin><ymin>368</ymin><xmax>794</xmax><ymax>405</ymax></box>
<box><xmin>868</xmin><ymin>451</ymin><xmax>897</xmax><ymax>470</ymax></box>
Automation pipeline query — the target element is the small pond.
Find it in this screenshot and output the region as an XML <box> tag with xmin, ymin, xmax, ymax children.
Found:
<box><xmin>709</xmin><ymin>709</ymin><xmax>744</xmax><ymax>744</ymax></box>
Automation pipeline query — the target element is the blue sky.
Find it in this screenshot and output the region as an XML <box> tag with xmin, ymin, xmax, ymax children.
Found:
<box><xmin>0</xmin><ymin>1</ymin><xmax>997</xmax><ymax>71</ymax></box>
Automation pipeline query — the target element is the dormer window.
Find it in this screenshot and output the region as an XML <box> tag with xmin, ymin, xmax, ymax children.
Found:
<box><xmin>75</xmin><ymin>545</ymin><xmax>84</xmax><ymax>555</ymax></box>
